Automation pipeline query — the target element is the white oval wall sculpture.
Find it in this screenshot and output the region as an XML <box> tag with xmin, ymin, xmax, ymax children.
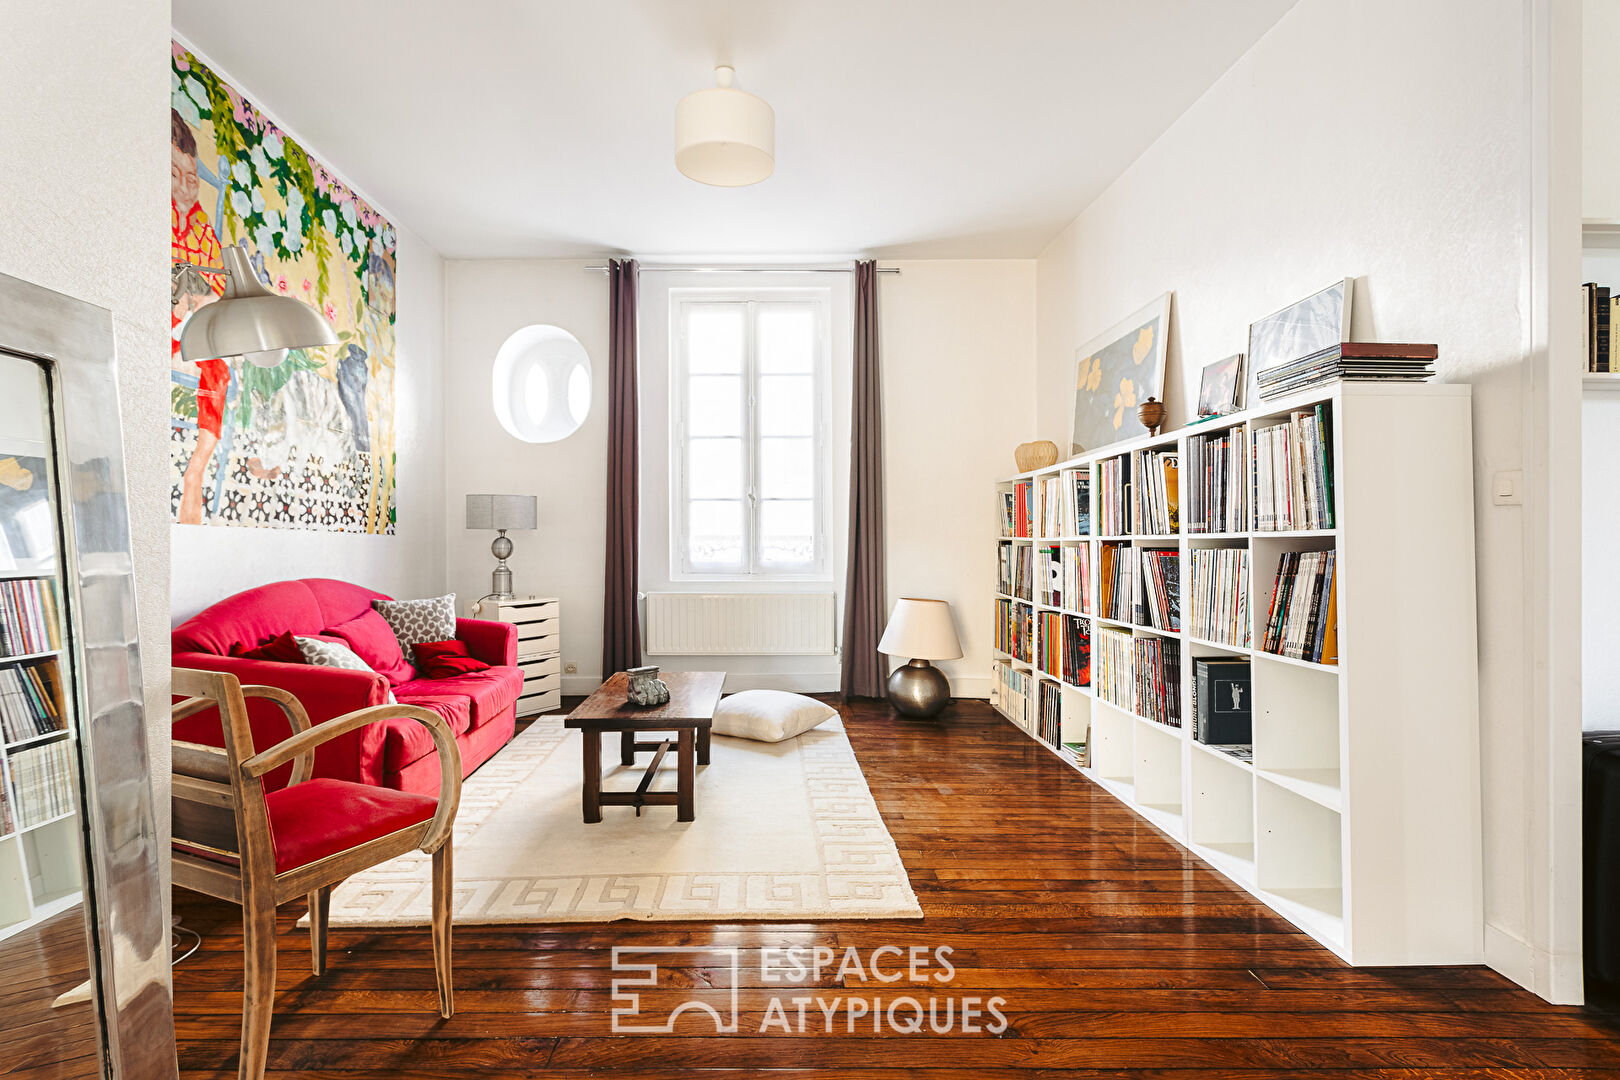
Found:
<box><xmin>492</xmin><ymin>324</ymin><xmax>592</xmax><ymax>443</ymax></box>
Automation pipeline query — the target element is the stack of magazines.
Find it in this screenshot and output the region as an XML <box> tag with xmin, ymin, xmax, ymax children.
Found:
<box><xmin>1257</xmin><ymin>342</ymin><xmax>1436</xmax><ymax>399</ymax></box>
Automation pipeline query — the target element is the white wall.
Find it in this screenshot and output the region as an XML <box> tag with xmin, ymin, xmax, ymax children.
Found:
<box><xmin>443</xmin><ymin>260</ymin><xmax>610</xmax><ymax>694</ymax></box>
<box><xmin>883</xmin><ymin>261</ymin><xmax>1036</xmax><ymax>697</ymax></box>
<box><xmin>1583</xmin><ymin>389</ymin><xmax>1620</xmax><ymax>730</ymax></box>
<box><xmin>1034</xmin><ymin>0</ymin><xmax>1571</xmax><ymax>997</ymax></box>
<box><xmin>170</xmin><ymin>223</ymin><xmax>447</xmax><ymax>621</ymax></box>
<box><xmin>1586</xmin><ymin>0</ymin><xmax>1620</xmax><ymax>220</ymax></box>
<box><xmin>443</xmin><ymin>258</ymin><xmax>1035</xmax><ymax>696</ymax></box>
<box><xmin>0</xmin><ymin>0</ymin><xmax>172</xmax><ymax>827</ymax></box>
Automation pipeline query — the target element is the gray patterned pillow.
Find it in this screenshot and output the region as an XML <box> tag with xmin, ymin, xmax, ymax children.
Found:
<box><xmin>293</xmin><ymin>636</ymin><xmax>397</xmax><ymax>703</ymax></box>
<box><xmin>371</xmin><ymin>594</ymin><xmax>457</xmax><ymax>666</ymax></box>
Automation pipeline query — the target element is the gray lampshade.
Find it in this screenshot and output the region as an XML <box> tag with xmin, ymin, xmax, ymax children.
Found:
<box><xmin>466</xmin><ymin>493</ymin><xmax>537</xmax><ymax>531</ymax></box>
<box><xmin>179</xmin><ymin>242</ymin><xmax>339</xmax><ymax>362</ymax></box>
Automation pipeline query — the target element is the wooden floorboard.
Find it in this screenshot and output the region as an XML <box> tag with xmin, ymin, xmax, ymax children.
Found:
<box><xmin>155</xmin><ymin>697</ymin><xmax>1620</xmax><ymax>1076</ymax></box>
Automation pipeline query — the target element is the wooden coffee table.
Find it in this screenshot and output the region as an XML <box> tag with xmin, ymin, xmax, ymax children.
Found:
<box><xmin>564</xmin><ymin>671</ymin><xmax>724</xmax><ymax>823</ymax></box>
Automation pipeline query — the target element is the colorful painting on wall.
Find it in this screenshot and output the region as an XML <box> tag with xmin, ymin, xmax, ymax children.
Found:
<box><xmin>1069</xmin><ymin>293</ymin><xmax>1172</xmax><ymax>454</ymax></box>
<box><xmin>170</xmin><ymin>41</ymin><xmax>397</xmax><ymax>534</ymax></box>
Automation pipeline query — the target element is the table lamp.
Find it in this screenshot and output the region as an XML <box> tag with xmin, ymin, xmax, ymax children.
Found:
<box><xmin>465</xmin><ymin>494</ymin><xmax>537</xmax><ymax>600</ymax></box>
<box><xmin>877</xmin><ymin>598</ymin><xmax>963</xmax><ymax>718</ymax></box>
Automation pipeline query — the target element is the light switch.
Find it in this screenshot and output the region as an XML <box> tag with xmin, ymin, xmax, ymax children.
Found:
<box><xmin>1493</xmin><ymin>469</ymin><xmax>1523</xmax><ymax>506</ymax></box>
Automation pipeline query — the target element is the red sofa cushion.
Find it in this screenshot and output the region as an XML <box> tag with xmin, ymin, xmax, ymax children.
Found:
<box><xmin>263</xmin><ymin>778</ymin><xmax>437</xmax><ymax>874</ymax></box>
<box><xmin>413</xmin><ymin>639</ymin><xmax>491</xmax><ymax>679</ymax></box>
<box><xmin>230</xmin><ymin>631</ymin><xmax>305</xmax><ymax>665</ymax></box>
<box><xmin>327</xmin><ymin>610</ymin><xmax>416</xmax><ymax>686</ymax></box>
<box><xmin>396</xmin><ymin>667</ymin><xmax>522</xmax><ymax>728</ymax></box>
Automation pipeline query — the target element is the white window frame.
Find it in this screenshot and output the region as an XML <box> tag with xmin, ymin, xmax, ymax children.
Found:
<box><xmin>669</xmin><ymin>288</ymin><xmax>832</xmax><ymax>581</ymax></box>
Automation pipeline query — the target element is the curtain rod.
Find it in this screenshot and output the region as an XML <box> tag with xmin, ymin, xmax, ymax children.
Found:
<box><xmin>584</xmin><ymin>263</ymin><xmax>900</xmax><ymax>275</ymax></box>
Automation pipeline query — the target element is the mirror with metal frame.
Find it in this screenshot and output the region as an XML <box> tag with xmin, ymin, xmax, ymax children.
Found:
<box><xmin>0</xmin><ymin>271</ymin><xmax>177</xmax><ymax>1079</ymax></box>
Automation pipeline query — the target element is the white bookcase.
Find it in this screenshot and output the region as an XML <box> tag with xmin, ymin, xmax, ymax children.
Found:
<box><xmin>990</xmin><ymin>382</ymin><xmax>1483</xmax><ymax>965</ymax></box>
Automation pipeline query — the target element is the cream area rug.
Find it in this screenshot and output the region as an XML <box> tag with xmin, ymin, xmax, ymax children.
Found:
<box><xmin>316</xmin><ymin>714</ymin><xmax>923</xmax><ymax>925</ymax></box>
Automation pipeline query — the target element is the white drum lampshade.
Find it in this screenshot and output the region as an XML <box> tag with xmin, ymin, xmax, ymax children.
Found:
<box><xmin>675</xmin><ymin>66</ymin><xmax>774</xmax><ymax>187</ymax></box>
<box><xmin>878</xmin><ymin>599</ymin><xmax>961</xmax><ymax>719</ymax></box>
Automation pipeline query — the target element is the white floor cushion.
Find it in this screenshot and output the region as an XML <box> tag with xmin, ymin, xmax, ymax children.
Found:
<box><xmin>711</xmin><ymin>689</ymin><xmax>838</xmax><ymax>743</ymax></box>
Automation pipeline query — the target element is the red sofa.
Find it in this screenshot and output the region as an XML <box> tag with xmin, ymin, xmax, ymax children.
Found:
<box><xmin>172</xmin><ymin>578</ymin><xmax>521</xmax><ymax>796</ymax></box>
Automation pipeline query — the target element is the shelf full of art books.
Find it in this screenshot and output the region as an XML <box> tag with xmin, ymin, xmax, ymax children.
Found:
<box><xmin>988</xmin><ymin>382</ymin><xmax>1482</xmax><ymax>967</ymax></box>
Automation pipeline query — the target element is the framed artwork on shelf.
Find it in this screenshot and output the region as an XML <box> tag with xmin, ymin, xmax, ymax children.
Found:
<box><xmin>1069</xmin><ymin>291</ymin><xmax>1172</xmax><ymax>455</ymax></box>
<box><xmin>1196</xmin><ymin>353</ymin><xmax>1246</xmax><ymax>418</ymax></box>
<box><xmin>1247</xmin><ymin>278</ymin><xmax>1353</xmax><ymax>389</ymax></box>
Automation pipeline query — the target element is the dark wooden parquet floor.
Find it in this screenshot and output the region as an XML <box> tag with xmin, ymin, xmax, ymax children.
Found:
<box><xmin>145</xmin><ymin>697</ymin><xmax>1620</xmax><ymax>1076</ymax></box>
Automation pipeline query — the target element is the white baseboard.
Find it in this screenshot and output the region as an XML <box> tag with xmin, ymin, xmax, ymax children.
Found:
<box><xmin>565</xmin><ymin>672</ymin><xmax>993</xmax><ymax>700</ymax></box>
<box><xmin>948</xmin><ymin>675</ymin><xmax>990</xmax><ymax>699</ymax></box>
<box><xmin>1483</xmin><ymin>921</ymin><xmax>1585</xmax><ymax>1005</ymax></box>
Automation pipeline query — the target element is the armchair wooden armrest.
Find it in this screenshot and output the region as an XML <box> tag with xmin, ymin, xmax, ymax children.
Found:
<box><xmin>242</xmin><ymin>703</ymin><xmax>461</xmax><ymax>852</ymax></box>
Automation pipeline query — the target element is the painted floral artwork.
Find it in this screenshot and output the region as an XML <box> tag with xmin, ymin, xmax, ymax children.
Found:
<box><xmin>170</xmin><ymin>42</ymin><xmax>397</xmax><ymax>534</ymax></box>
<box><xmin>1069</xmin><ymin>293</ymin><xmax>1172</xmax><ymax>454</ymax></box>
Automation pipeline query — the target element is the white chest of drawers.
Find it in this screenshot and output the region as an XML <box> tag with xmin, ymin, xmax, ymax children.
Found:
<box><xmin>478</xmin><ymin>596</ymin><xmax>562</xmax><ymax>716</ymax></box>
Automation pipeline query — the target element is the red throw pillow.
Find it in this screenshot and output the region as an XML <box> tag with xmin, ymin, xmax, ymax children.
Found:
<box><xmin>326</xmin><ymin>610</ymin><xmax>417</xmax><ymax>686</ymax></box>
<box><xmin>412</xmin><ymin>639</ymin><xmax>491</xmax><ymax>679</ymax></box>
<box><xmin>229</xmin><ymin>631</ymin><xmax>305</xmax><ymax>665</ymax></box>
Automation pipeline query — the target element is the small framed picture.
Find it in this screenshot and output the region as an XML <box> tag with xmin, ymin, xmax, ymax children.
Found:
<box><xmin>1197</xmin><ymin>353</ymin><xmax>1246</xmax><ymax>417</ymax></box>
<box><xmin>1247</xmin><ymin>278</ymin><xmax>1353</xmax><ymax>381</ymax></box>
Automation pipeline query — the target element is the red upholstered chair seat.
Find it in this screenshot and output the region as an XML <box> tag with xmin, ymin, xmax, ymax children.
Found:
<box><xmin>262</xmin><ymin>778</ymin><xmax>438</xmax><ymax>874</ymax></box>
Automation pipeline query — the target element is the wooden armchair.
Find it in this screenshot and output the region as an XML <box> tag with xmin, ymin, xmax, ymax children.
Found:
<box><xmin>170</xmin><ymin>667</ymin><xmax>461</xmax><ymax>1080</ymax></box>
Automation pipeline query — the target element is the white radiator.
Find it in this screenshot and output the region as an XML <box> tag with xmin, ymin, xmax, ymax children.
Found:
<box><xmin>643</xmin><ymin>592</ymin><xmax>837</xmax><ymax>655</ymax></box>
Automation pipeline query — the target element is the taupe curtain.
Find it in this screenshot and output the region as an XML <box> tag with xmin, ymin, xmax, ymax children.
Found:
<box><xmin>841</xmin><ymin>260</ymin><xmax>887</xmax><ymax>698</ymax></box>
<box><xmin>602</xmin><ymin>258</ymin><xmax>642</xmax><ymax>676</ymax></box>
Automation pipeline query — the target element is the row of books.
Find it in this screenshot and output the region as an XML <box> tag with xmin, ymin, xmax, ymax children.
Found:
<box><xmin>997</xmin><ymin>541</ymin><xmax>1033</xmax><ymax>601</ymax></box>
<box><xmin>1035</xmin><ymin>470</ymin><xmax>1094</xmax><ymax>538</ymax></box>
<box><xmin>1037</xmin><ymin>680</ymin><xmax>1062</xmax><ymax>747</ymax></box>
<box><xmin>1094</xmin><ymin>625</ymin><xmax>1182</xmax><ymax>726</ymax></box>
<box><xmin>1000</xmin><ymin>480</ymin><xmax>1034</xmax><ymax>538</ymax></box>
<box><xmin>1584</xmin><ymin>283</ymin><xmax>1618</xmax><ymax>372</ymax></box>
<box><xmin>1256</xmin><ymin>342</ymin><xmax>1435</xmax><ymax>399</ymax></box>
<box><xmin>1098</xmin><ymin>543</ymin><xmax>1137</xmax><ymax>623</ymax></box>
<box><xmin>0</xmin><ymin>660</ymin><xmax>65</xmax><ymax>744</ymax></box>
<box><xmin>1094</xmin><ymin>626</ymin><xmax>1134</xmax><ymax>713</ymax></box>
<box><xmin>1188</xmin><ymin>548</ymin><xmax>1250</xmax><ymax>647</ymax></box>
<box><xmin>992</xmin><ymin>661</ymin><xmax>1034</xmax><ymax>731</ymax></box>
<box><xmin>1135</xmin><ymin>636</ymin><xmax>1182</xmax><ymax>727</ymax></box>
<box><xmin>8</xmin><ymin>739</ymin><xmax>75</xmax><ymax>830</ymax></box>
<box><xmin>1139</xmin><ymin>549</ymin><xmax>1180</xmax><ymax>633</ymax></box>
<box><xmin>1185</xmin><ymin>427</ymin><xmax>1247</xmax><ymax>534</ymax></box>
<box><xmin>1036</xmin><ymin>544</ymin><xmax>1091</xmax><ymax>613</ymax></box>
<box><xmin>0</xmin><ymin>577</ymin><xmax>61</xmax><ymax>658</ymax></box>
<box><xmin>1097</xmin><ymin>456</ymin><xmax>1130</xmax><ymax>536</ymax></box>
<box><xmin>995</xmin><ymin>598</ymin><xmax>1033</xmax><ymax>662</ymax></box>
<box><xmin>1261</xmin><ymin>550</ymin><xmax>1339</xmax><ymax>663</ymax></box>
<box><xmin>1037</xmin><ymin>611</ymin><xmax>1064</xmax><ymax>679</ymax></box>
<box><xmin>1133</xmin><ymin>449</ymin><xmax>1179</xmax><ymax>535</ymax></box>
<box><xmin>1253</xmin><ymin>404</ymin><xmax>1335</xmax><ymax>531</ymax></box>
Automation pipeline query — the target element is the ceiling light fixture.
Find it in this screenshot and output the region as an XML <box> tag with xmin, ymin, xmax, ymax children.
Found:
<box><xmin>674</xmin><ymin>65</ymin><xmax>774</xmax><ymax>187</ymax></box>
<box><xmin>178</xmin><ymin>241</ymin><xmax>339</xmax><ymax>366</ymax></box>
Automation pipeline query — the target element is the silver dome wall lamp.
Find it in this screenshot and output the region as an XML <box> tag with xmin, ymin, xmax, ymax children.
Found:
<box><xmin>674</xmin><ymin>65</ymin><xmax>775</xmax><ymax>187</ymax></box>
<box><xmin>177</xmin><ymin>240</ymin><xmax>339</xmax><ymax>367</ymax></box>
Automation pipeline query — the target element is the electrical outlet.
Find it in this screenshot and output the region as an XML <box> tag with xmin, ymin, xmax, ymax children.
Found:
<box><xmin>1493</xmin><ymin>469</ymin><xmax>1524</xmax><ymax>506</ymax></box>
<box><xmin>564</xmin><ymin>661</ymin><xmax>578</xmax><ymax>675</ymax></box>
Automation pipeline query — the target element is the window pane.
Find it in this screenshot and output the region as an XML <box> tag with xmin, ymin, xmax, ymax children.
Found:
<box><xmin>758</xmin><ymin>304</ymin><xmax>815</xmax><ymax>373</ymax></box>
<box><xmin>759</xmin><ymin>375</ymin><xmax>814</xmax><ymax>436</ymax></box>
<box><xmin>759</xmin><ymin>500</ymin><xmax>815</xmax><ymax>566</ymax></box>
<box><xmin>759</xmin><ymin>436</ymin><xmax>814</xmax><ymax>498</ymax></box>
<box><xmin>688</xmin><ymin>374</ymin><xmax>742</xmax><ymax>437</ymax></box>
<box><xmin>687</xmin><ymin>305</ymin><xmax>745</xmax><ymax>373</ymax></box>
<box><xmin>688</xmin><ymin>437</ymin><xmax>743</xmax><ymax>499</ymax></box>
<box><xmin>689</xmin><ymin>500</ymin><xmax>743</xmax><ymax>567</ymax></box>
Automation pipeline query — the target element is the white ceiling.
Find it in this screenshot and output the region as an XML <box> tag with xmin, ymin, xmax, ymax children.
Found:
<box><xmin>172</xmin><ymin>0</ymin><xmax>1295</xmax><ymax>260</ymax></box>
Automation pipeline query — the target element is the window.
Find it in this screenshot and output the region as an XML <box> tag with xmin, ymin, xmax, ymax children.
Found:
<box><xmin>672</xmin><ymin>292</ymin><xmax>829</xmax><ymax>577</ymax></box>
